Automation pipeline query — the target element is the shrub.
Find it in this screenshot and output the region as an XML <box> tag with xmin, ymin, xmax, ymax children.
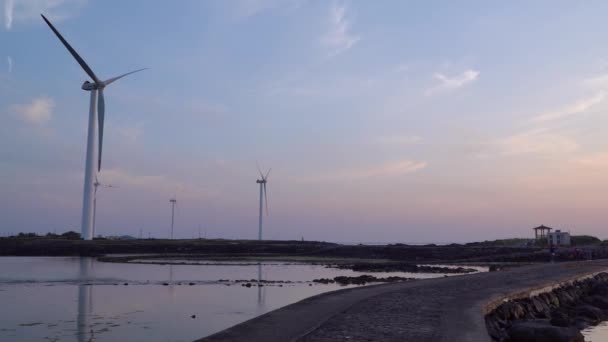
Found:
<box><xmin>571</xmin><ymin>235</ymin><xmax>601</xmax><ymax>246</ymax></box>
<box><xmin>61</xmin><ymin>231</ymin><xmax>81</xmax><ymax>240</ymax></box>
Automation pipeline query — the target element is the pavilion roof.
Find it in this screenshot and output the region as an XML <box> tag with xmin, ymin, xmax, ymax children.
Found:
<box><xmin>532</xmin><ymin>224</ymin><xmax>553</xmax><ymax>230</ymax></box>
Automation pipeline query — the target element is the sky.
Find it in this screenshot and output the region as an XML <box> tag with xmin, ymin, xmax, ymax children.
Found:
<box><xmin>3</xmin><ymin>0</ymin><xmax>608</xmax><ymax>243</ymax></box>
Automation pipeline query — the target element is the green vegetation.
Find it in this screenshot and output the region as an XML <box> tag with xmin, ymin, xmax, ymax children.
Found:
<box><xmin>5</xmin><ymin>231</ymin><xmax>82</xmax><ymax>240</ymax></box>
<box><xmin>570</xmin><ymin>235</ymin><xmax>601</xmax><ymax>246</ymax></box>
<box><xmin>464</xmin><ymin>238</ymin><xmax>531</xmax><ymax>247</ymax></box>
<box><xmin>464</xmin><ymin>235</ymin><xmax>603</xmax><ymax>247</ymax></box>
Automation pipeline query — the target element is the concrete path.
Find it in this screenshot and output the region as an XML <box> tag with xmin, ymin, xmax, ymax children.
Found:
<box><xmin>198</xmin><ymin>261</ymin><xmax>608</xmax><ymax>342</ymax></box>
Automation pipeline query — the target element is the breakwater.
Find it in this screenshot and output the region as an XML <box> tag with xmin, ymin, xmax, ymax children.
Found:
<box><xmin>201</xmin><ymin>261</ymin><xmax>608</xmax><ymax>342</ymax></box>
<box><xmin>486</xmin><ymin>272</ymin><xmax>608</xmax><ymax>341</ymax></box>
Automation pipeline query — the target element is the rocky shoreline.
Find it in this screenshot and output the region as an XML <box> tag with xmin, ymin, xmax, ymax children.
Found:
<box><xmin>334</xmin><ymin>262</ymin><xmax>478</xmax><ymax>274</ymax></box>
<box><xmin>486</xmin><ymin>272</ymin><xmax>608</xmax><ymax>341</ymax></box>
<box><xmin>313</xmin><ymin>274</ymin><xmax>414</xmax><ymax>285</ymax></box>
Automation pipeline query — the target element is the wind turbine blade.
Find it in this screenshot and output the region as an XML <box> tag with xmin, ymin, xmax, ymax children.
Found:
<box><xmin>256</xmin><ymin>162</ymin><xmax>264</xmax><ymax>179</ymax></box>
<box><xmin>264</xmin><ymin>168</ymin><xmax>272</xmax><ymax>181</ymax></box>
<box><xmin>97</xmin><ymin>88</ymin><xmax>105</xmax><ymax>172</ymax></box>
<box><xmin>263</xmin><ymin>183</ymin><xmax>269</xmax><ymax>216</ymax></box>
<box><xmin>103</xmin><ymin>68</ymin><xmax>148</xmax><ymax>86</ymax></box>
<box><xmin>40</xmin><ymin>14</ymin><xmax>100</xmax><ymax>84</ymax></box>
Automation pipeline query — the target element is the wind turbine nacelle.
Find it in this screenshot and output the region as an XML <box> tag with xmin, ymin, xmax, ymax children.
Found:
<box><xmin>81</xmin><ymin>81</ymin><xmax>98</xmax><ymax>91</ymax></box>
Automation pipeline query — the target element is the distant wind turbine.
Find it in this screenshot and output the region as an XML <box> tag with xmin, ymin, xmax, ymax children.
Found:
<box><xmin>41</xmin><ymin>14</ymin><xmax>146</xmax><ymax>240</ymax></box>
<box><xmin>256</xmin><ymin>166</ymin><xmax>271</xmax><ymax>240</ymax></box>
<box><xmin>169</xmin><ymin>198</ymin><xmax>177</xmax><ymax>239</ymax></box>
<box><xmin>92</xmin><ymin>176</ymin><xmax>117</xmax><ymax>238</ymax></box>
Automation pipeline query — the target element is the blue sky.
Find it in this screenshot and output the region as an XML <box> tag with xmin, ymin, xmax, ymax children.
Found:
<box><xmin>3</xmin><ymin>0</ymin><xmax>608</xmax><ymax>242</ymax></box>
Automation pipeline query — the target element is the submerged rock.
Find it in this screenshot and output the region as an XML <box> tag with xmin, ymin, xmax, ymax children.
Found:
<box><xmin>507</xmin><ymin>320</ymin><xmax>584</xmax><ymax>342</ymax></box>
<box><xmin>313</xmin><ymin>275</ymin><xmax>411</xmax><ymax>286</ymax></box>
<box><xmin>550</xmin><ymin>311</ymin><xmax>571</xmax><ymax>327</ymax></box>
<box><xmin>338</xmin><ymin>263</ymin><xmax>477</xmax><ymax>274</ymax></box>
<box><xmin>574</xmin><ymin>304</ymin><xmax>603</xmax><ymax>324</ymax></box>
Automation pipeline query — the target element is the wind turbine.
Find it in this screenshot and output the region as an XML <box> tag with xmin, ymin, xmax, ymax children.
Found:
<box><xmin>169</xmin><ymin>198</ymin><xmax>177</xmax><ymax>239</ymax></box>
<box><xmin>92</xmin><ymin>176</ymin><xmax>116</xmax><ymax>238</ymax></box>
<box><xmin>256</xmin><ymin>166</ymin><xmax>271</xmax><ymax>240</ymax></box>
<box><xmin>41</xmin><ymin>14</ymin><xmax>146</xmax><ymax>240</ymax></box>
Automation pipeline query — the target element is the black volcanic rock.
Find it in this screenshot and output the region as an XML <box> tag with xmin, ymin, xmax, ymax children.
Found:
<box><xmin>507</xmin><ymin>320</ymin><xmax>584</xmax><ymax>342</ymax></box>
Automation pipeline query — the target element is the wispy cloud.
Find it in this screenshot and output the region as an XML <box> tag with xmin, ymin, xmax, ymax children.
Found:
<box><xmin>101</xmin><ymin>168</ymin><xmax>166</xmax><ymax>189</ymax></box>
<box><xmin>576</xmin><ymin>153</ymin><xmax>608</xmax><ymax>168</ymax></box>
<box><xmin>583</xmin><ymin>73</ymin><xmax>608</xmax><ymax>88</ymax></box>
<box><xmin>10</xmin><ymin>96</ymin><xmax>55</xmax><ymax>125</ymax></box>
<box><xmin>529</xmin><ymin>91</ymin><xmax>606</xmax><ymax>123</ymax></box>
<box><xmin>294</xmin><ymin>159</ymin><xmax>427</xmax><ymax>182</ymax></box>
<box><xmin>359</xmin><ymin>160</ymin><xmax>427</xmax><ymax>178</ymax></box>
<box><xmin>6</xmin><ymin>55</ymin><xmax>12</xmax><ymax>73</ymax></box>
<box><xmin>4</xmin><ymin>0</ymin><xmax>86</xmax><ymax>30</ymax></box>
<box><xmin>495</xmin><ymin>128</ymin><xmax>579</xmax><ymax>156</ymax></box>
<box><xmin>100</xmin><ymin>168</ymin><xmax>214</xmax><ymax>199</ymax></box>
<box><xmin>321</xmin><ymin>2</ymin><xmax>360</xmax><ymax>57</ymax></box>
<box><xmin>4</xmin><ymin>0</ymin><xmax>13</xmax><ymax>30</ymax></box>
<box><xmin>426</xmin><ymin>69</ymin><xmax>479</xmax><ymax>96</ymax></box>
<box><xmin>375</xmin><ymin>135</ymin><xmax>421</xmax><ymax>145</ymax></box>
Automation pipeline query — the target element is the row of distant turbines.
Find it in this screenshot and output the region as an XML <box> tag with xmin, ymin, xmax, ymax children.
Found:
<box><xmin>166</xmin><ymin>165</ymin><xmax>269</xmax><ymax>240</ymax></box>
<box><xmin>41</xmin><ymin>15</ymin><xmax>272</xmax><ymax>241</ymax></box>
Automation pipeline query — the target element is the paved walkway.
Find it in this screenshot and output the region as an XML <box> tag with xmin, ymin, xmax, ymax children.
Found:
<box><xmin>199</xmin><ymin>260</ymin><xmax>608</xmax><ymax>342</ymax></box>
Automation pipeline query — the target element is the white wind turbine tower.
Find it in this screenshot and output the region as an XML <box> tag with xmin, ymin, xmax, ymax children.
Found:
<box><xmin>92</xmin><ymin>176</ymin><xmax>117</xmax><ymax>238</ymax></box>
<box><xmin>169</xmin><ymin>198</ymin><xmax>177</xmax><ymax>239</ymax></box>
<box><xmin>41</xmin><ymin>14</ymin><xmax>146</xmax><ymax>240</ymax></box>
<box><xmin>256</xmin><ymin>166</ymin><xmax>271</xmax><ymax>240</ymax></box>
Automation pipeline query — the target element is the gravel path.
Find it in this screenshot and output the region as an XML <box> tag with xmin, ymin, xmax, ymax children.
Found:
<box><xmin>199</xmin><ymin>261</ymin><xmax>608</xmax><ymax>342</ymax></box>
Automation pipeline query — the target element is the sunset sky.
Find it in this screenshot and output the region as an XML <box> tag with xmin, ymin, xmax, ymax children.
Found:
<box><xmin>3</xmin><ymin>0</ymin><xmax>608</xmax><ymax>243</ymax></box>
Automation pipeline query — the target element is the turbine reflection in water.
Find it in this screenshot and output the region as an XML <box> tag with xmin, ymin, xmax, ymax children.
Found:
<box><xmin>257</xmin><ymin>262</ymin><xmax>266</xmax><ymax>311</ymax></box>
<box><xmin>168</xmin><ymin>264</ymin><xmax>175</xmax><ymax>298</ymax></box>
<box><xmin>77</xmin><ymin>257</ymin><xmax>94</xmax><ymax>342</ymax></box>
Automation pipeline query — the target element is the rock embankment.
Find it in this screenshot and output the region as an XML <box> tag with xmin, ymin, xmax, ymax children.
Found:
<box><xmin>486</xmin><ymin>272</ymin><xmax>608</xmax><ymax>341</ymax></box>
<box><xmin>200</xmin><ymin>261</ymin><xmax>608</xmax><ymax>342</ymax></box>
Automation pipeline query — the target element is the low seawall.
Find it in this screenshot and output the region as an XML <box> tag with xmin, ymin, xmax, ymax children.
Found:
<box><xmin>200</xmin><ymin>261</ymin><xmax>608</xmax><ymax>342</ymax></box>
<box><xmin>486</xmin><ymin>272</ymin><xmax>608</xmax><ymax>341</ymax></box>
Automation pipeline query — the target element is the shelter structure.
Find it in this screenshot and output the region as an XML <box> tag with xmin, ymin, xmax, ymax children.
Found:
<box><xmin>548</xmin><ymin>230</ymin><xmax>571</xmax><ymax>246</ymax></box>
<box><xmin>533</xmin><ymin>225</ymin><xmax>553</xmax><ymax>240</ymax></box>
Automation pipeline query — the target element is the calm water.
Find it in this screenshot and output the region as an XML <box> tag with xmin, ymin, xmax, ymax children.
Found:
<box><xmin>583</xmin><ymin>321</ymin><xmax>608</xmax><ymax>341</ymax></box>
<box><xmin>0</xmin><ymin>257</ymin><xmax>481</xmax><ymax>341</ymax></box>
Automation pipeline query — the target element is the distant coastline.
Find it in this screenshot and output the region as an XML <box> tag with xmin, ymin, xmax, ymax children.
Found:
<box><xmin>2</xmin><ymin>236</ymin><xmax>608</xmax><ymax>267</ymax></box>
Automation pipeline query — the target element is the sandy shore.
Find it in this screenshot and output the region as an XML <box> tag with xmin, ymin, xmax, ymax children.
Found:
<box><xmin>199</xmin><ymin>260</ymin><xmax>608</xmax><ymax>342</ymax></box>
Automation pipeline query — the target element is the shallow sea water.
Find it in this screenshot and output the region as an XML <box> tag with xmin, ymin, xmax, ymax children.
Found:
<box><xmin>0</xmin><ymin>257</ymin><xmax>481</xmax><ymax>341</ymax></box>
<box><xmin>583</xmin><ymin>321</ymin><xmax>608</xmax><ymax>342</ymax></box>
